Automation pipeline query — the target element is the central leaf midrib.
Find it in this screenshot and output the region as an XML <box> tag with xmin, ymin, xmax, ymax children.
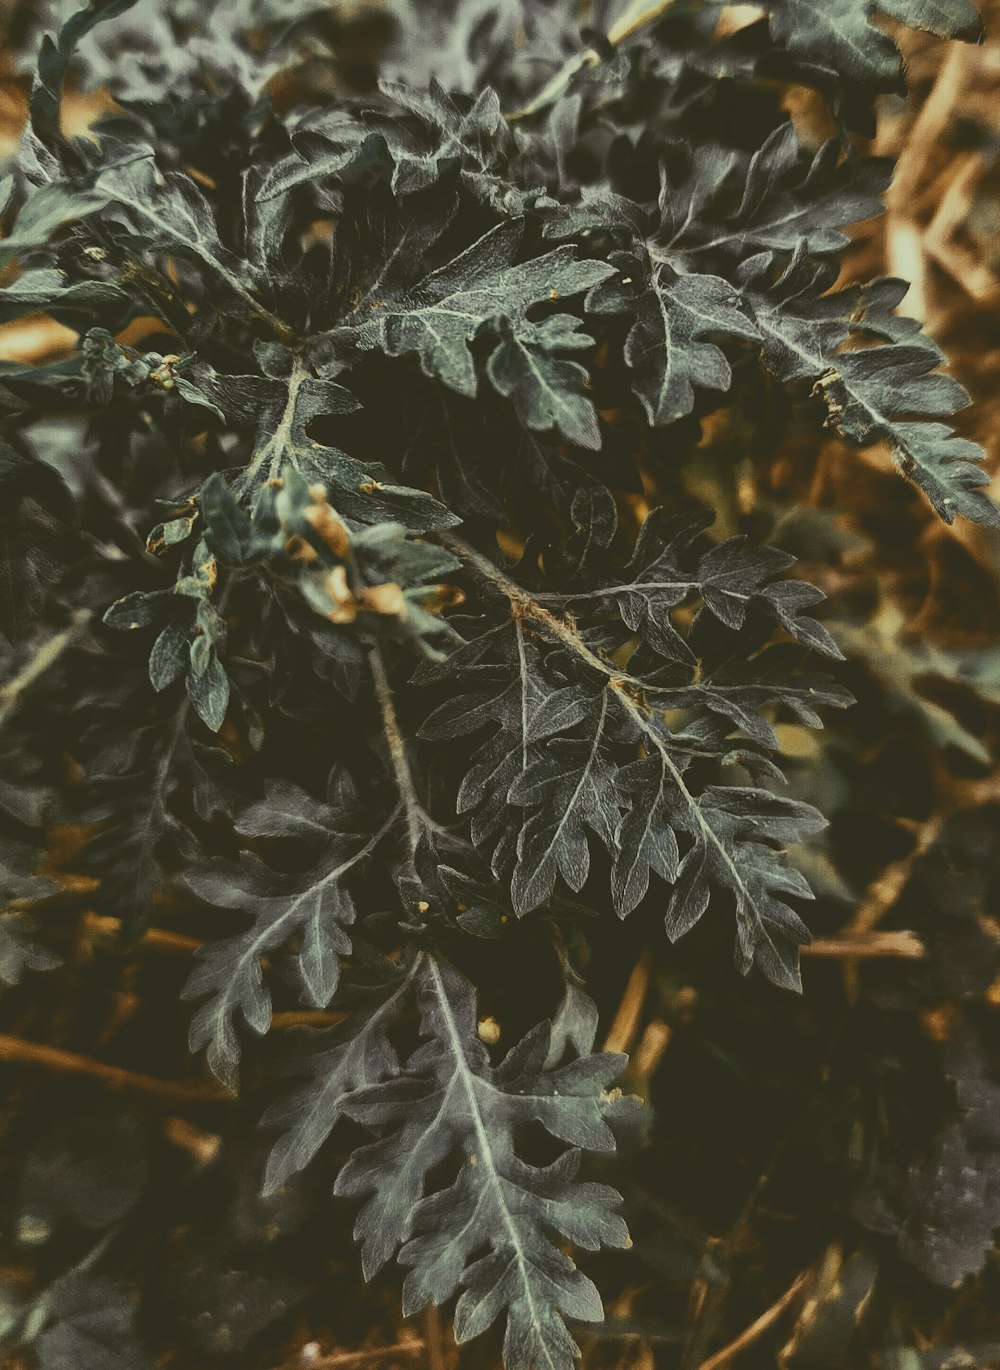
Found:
<box><xmin>426</xmin><ymin>955</ymin><xmax>558</xmax><ymax>1370</ymax></box>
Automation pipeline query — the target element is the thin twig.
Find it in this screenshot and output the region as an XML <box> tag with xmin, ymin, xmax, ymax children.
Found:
<box><xmin>801</xmin><ymin>930</ymin><xmax>924</xmax><ymax>960</ymax></box>
<box><xmin>438</xmin><ymin>532</ymin><xmax>630</xmax><ymax>683</ymax></box>
<box><xmin>273</xmin><ymin>1340</ymin><xmax>425</xmax><ymax>1370</ymax></box>
<box><xmin>270</xmin><ymin>1010</ymin><xmax>347</xmax><ymax>1029</ymax></box>
<box><xmin>696</xmin><ymin>1273</ymin><xmax>808</xmax><ymax>1370</ymax></box>
<box><xmin>423</xmin><ymin>1306</ymin><xmax>448</xmax><ymax>1370</ymax></box>
<box><xmin>0</xmin><ymin>609</ymin><xmax>91</xmax><ymax>729</ymax></box>
<box><xmin>630</xmin><ymin>1020</ymin><xmax>672</xmax><ymax>1085</ymax></box>
<box><xmin>0</xmin><ymin>1033</ymin><xmax>226</xmax><ymax>1103</ymax></box>
<box><xmin>369</xmin><ymin>645</ymin><xmax>423</xmax><ymax>856</ymax></box>
<box><xmin>506</xmin><ymin>0</ymin><xmax>684</xmax><ymax>121</ymax></box>
<box><xmin>602</xmin><ymin>950</ymin><xmax>652</xmax><ymax>1054</ymax></box>
<box><xmin>847</xmin><ymin>817</ymin><xmax>943</xmax><ymax>939</ymax></box>
<box><xmin>679</xmin><ymin>1173</ymin><xmax>770</xmax><ymax>1370</ymax></box>
<box><xmin>82</xmin><ymin>913</ymin><xmax>203</xmax><ymax>954</ymax></box>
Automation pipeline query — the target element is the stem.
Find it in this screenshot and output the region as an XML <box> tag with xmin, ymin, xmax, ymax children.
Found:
<box><xmin>0</xmin><ymin>1033</ymin><xmax>225</xmax><ymax>1103</ymax></box>
<box><xmin>696</xmin><ymin>1272</ymin><xmax>808</xmax><ymax>1370</ymax></box>
<box><xmin>679</xmin><ymin>1172</ymin><xmax>771</xmax><ymax>1370</ymax></box>
<box><xmin>0</xmin><ymin>609</ymin><xmax>91</xmax><ymax>730</ymax></box>
<box><xmin>437</xmin><ymin>532</ymin><xmax>630</xmax><ymax>683</ymax></box>
<box><xmin>369</xmin><ymin>646</ymin><xmax>423</xmax><ymax>856</ymax></box>
<box><xmin>506</xmin><ymin>0</ymin><xmax>685</xmax><ymax>121</ymax></box>
<box><xmin>238</xmin><ymin>353</ymin><xmax>309</xmax><ymax>497</ymax></box>
<box><xmin>602</xmin><ymin>950</ymin><xmax>652</xmax><ymax>1054</ymax></box>
<box><xmin>82</xmin><ymin>913</ymin><xmax>202</xmax><ymax>954</ymax></box>
<box><xmin>269</xmin><ymin>1342</ymin><xmax>425</xmax><ymax>1370</ymax></box>
<box><xmin>424</xmin><ymin>1306</ymin><xmax>448</xmax><ymax>1370</ymax></box>
<box><xmin>802</xmin><ymin>930</ymin><xmax>924</xmax><ymax>960</ymax></box>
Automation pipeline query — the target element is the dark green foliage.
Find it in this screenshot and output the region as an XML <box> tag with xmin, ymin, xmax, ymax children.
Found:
<box><xmin>335</xmin><ymin>955</ymin><xmax>636</xmax><ymax>1368</ymax></box>
<box><xmin>0</xmin><ymin>2</ymin><xmax>994</xmax><ymax>1368</ymax></box>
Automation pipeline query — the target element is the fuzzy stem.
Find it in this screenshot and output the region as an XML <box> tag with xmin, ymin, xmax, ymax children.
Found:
<box><xmin>369</xmin><ymin>645</ymin><xmax>423</xmax><ymax>856</ymax></box>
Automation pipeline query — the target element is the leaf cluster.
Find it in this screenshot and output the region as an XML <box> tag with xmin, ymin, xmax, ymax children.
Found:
<box><xmin>0</xmin><ymin>2</ymin><xmax>995</xmax><ymax>1368</ymax></box>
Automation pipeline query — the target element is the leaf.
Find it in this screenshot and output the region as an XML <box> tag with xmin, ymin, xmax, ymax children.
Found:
<box><xmin>35</xmin><ymin>1271</ymin><xmax>153</xmax><ymax>1370</ymax></box>
<box><xmin>420</xmin><ymin>622</ymin><xmax>591</xmax><ymax>878</ymax></box>
<box><xmin>83</xmin><ymin>708</ymin><xmax>227</xmax><ymax>942</ymax></box>
<box><xmin>34</xmin><ymin>0</ymin><xmax>323</xmax><ymax>106</ymax></box>
<box><xmin>819</xmin><ymin>355</ymin><xmax>996</xmax><ymax>528</ymax></box>
<box><xmin>762</xmin><ymin>0</ymin><xmax>981</xmax><ymax>90</ymax></box>
<box><xmin>858</xmin><ymin>1040</ymin><xmax>1000</xmax><ymax>1286</ymax></box>
<box><xmin>18</xmin><ymin>1108</ymin><xmax>147</xmax><ymax>1237</ymax></box>
<box><xmin>666</xmin><ymin>786</ymin><xmax>825</xmax><ymax>990</ymax></box>
<box><xmin>356</xmin><ymin>219</ymin><xmax>615</xmax><ymax>446</ymax></box>
<box><xmin>0</xmin><ymin>913</ymin><xmax>60</xmax><ymax>985</ymax></box>
<box><xmin>182</xmin><ymin>776</ymin><xmax>395</xmax><ymax>1088</ymax></box>
<box><xmin>611</xmin><ymin>754</ymin><xmax>681</xmax><ymax>918</ymax></box>
<box><xmin>335</xmin><ymin>955</ymin><xmax>635</xmax><ymax>1370</ymax></box>
<box><xmin>0</xmin><ymin>270</ymin><xmax>127</xmax><ymax>326</ymax></box>
<box><xmin>379</xmin><ymin>0</ymin><xmax>575</xmax><ymax>94</ymax></box>
<box><xmin>186</xmin><ymin>641</ymin><xmax>229</xmax><ymax>733</ymax></box>
<box><xmin>657</xmin><ymin>128</ymin><xmax>890</xmax><ymax>267</ymax></box>
<box><xmin>94</xmin><ymin>148</ymin><xmax>265</xmax><ymax>308</ymax></box>
<box><xmin>29</xmin><ymin>0</ymin><xmax>144</xmax><ymax>143</ymax></box>
<box><xmin>646</xmin><ymin>641</ymin><xmax>853</xmax><ymax>752</ymax></box>
<box><xmin>148</xmin><ymin>619</ymin><xmax>189</xmax><ymax>693</ymax></box>
<box><xmin>0</xmin><ymin>184</ymin><xmax>115</xmax><ymax>271</ymax></box>
<box><xmin>830</xmin><ymin>600</ymin><xmax>1000</xmax><ymax>762</ymax></box>
<box><xmin>588</xmin><ymin>250</ymin><xmax>760</xmax><ymax>425</ymax></box>
<box><xmin>507</xmin><ymin>692</ymin><xmax>622</xmax><ymax>912</ymax></box>
<box><xmin>545</xmin><ymin>507</ymin><xmax>844</xmax><ymax>664</ymax></box>
<box><xmin>262</xmin><ymin>955</ymin><xmax>417</xmax><ymax>1194</ymax></box>
<box><xmin>420</xmin><ymin>571</ymin><xmax>833</xmax><ymax>984</ymax></box>
<box><xmin>742</xmin><ymin>250</ymin><xmax>1000</xmax><ymax>528</ymax></box>
<box><xmin>182</xmin><ymin>354</ymin><xmax>455</xmax><ymax>531</ymax></box>
<box><xmin>0</xmin><ymin>740</ymin><xmax>60</xmax><ymax>986</ymax></box>
<box><xmin>270</xmin><ymin>84</ymin><xmax>517</xmax><ymax>206</ymax></box>
<box><xmin>0</xmin><ymin>443</ymin><xmax>75</xmax><ymax>642</ymax></box>
<box><xmin>198</xmin><ymin>473</ymin><xmax>257</xmax><ymax>567</ymax></box>
<box><xmin>485</xmin><ymin>314</ymin><xmax>604</xmax><ymax>450</ymax></box>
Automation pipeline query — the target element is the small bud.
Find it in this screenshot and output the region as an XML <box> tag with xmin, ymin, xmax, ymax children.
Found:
<box><xmin>358</xmin><ymin>582</ymin><xmax>408</xmax><ymax>620</ymax></box>
<box><xmin>304</xmin><ymin>490</ymin><xmax>351</xmax><ymax>557</ymax></box>
<box><xmin>324</xmin><ymin>565</ymin><xmax>357</xmax><ymax>623</ymax></box>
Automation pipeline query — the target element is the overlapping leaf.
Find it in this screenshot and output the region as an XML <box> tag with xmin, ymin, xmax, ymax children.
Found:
<box><xmin>181</xmin><ymin>352</ymin><xmax>455</xmax><ymax>530</ymax></box>
<box><xmin>741</xmin><ymin>250</ymin><xmax>1000</xmax><ymax>527</ymax></box>
<box><xmin>183</xmin><ymin>773</ymin><xmax>396</xmax><ymax>1089</ymax></box>
<box><xmin>587</xmin><ymin>249</ymin><xmax>760</xmax><ymax>425</ymax></box>
<box><xmin>351</xmin><ymin>220</ymin><xmax>615</xmax><ymax>446</ymax></box>
<box><xmin>762</xmin><ymin>0</ymin><xmax>981</xmax><ymax>91</ymax></box>
<box><xmin>656</xmin><ymin>127</ymin><xmax>891</xmax><ymax>267</ymax></box>
<box><xmin>336</xmin><ymin>955</ymin><xmax>635</xmax><ymax>1370</ymax></box>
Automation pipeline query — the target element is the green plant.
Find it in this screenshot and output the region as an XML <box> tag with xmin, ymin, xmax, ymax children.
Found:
<box><xmin>1</xmin><ymin>3</ymin><xmax>996</xmax><ymax>1368</ymax></box>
